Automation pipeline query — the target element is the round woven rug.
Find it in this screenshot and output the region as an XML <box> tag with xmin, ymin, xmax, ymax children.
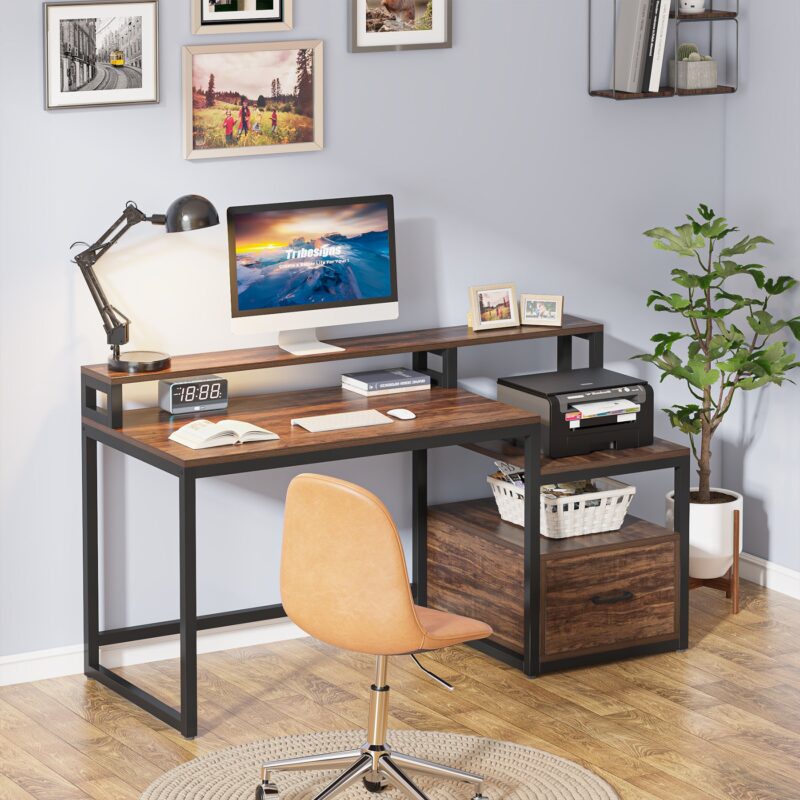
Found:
<box><xmin>141</xmin><ymin>730</ymin><xmax>619</xmax><ymax>800</ymax></box>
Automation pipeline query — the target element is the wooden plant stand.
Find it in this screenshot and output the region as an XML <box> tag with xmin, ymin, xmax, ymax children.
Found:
<box><xmin>689</xmin><ymin>510</ymin><xmax>740</xmax><ymax>614</ymax></box>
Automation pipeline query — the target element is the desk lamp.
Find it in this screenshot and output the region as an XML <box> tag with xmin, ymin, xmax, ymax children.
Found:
<box><xmin>72</xmin><ymin>195</ymin><xmax>220</xmax><ymax>373</ymax></box>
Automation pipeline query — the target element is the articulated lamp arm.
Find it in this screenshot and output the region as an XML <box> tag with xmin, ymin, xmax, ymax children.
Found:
<box><xmin>72</xmin><ymin>201</ymin><xmax>166</xmax><ymax>358</ymax></box>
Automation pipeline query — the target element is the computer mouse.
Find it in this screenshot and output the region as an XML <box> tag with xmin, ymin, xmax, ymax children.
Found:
<box><xmin>387</xmin><ymin>408</ymin><xmax>417</xmax><ymax>421</ymax></box>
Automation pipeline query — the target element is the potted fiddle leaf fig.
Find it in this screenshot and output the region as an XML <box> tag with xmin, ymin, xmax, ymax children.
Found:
<box><xmin>638</xmin><ymin>204</ymin><xmax>800</xmax><ymax>579</ymax></box>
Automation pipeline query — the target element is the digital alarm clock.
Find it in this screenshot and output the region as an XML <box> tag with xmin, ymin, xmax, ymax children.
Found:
<box><xmin>158</xmin><ymin>376</ymin><xmax>229</xmax><ymax>415</ymax></box>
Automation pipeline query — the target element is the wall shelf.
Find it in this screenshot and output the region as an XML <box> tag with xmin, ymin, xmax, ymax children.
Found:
<box><xmin>589</xmin><ymin>1</ymin><xmax>740</xmax><ymax>100</ymax></box>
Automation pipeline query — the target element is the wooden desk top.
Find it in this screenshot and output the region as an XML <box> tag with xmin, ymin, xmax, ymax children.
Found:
<box><xmin>82</xmin><ymin>315</ymin><xmax>602</xmax><ymax>386</ymax></box>
<box><xmin>82</xmin><ymin>387</ymin><xmax>540</xmax><ymax>470</ymax></box>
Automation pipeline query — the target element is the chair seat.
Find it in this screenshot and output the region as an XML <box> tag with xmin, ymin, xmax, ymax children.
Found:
<box><xmin>414</xmin><ymin>605</ymin><xmax>493</xmax><ymax>651</ymax></box>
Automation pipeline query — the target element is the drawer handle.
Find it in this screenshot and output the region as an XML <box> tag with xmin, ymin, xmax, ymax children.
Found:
<box><xmin>591</xmin><ymin>590</ymin><xmax>634</xmax><ymax>606</ymax></box>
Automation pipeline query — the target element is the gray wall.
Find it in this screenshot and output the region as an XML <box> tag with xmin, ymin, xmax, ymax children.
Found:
<box><xmin>722</xmin><ymin>1</ymin><xmax>800</xmax><ymax>573</ymax></box>
<box><xmin>0</xmin><ymin>1</ymin><xmax>729</xmax><ymax>658</ymax></box>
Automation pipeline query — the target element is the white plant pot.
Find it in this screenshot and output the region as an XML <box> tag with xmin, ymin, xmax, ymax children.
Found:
<box><xmin>679</xmin><ymin>0</ymin><xmax>706</xmax><ymax>13</ymax></box>
<box><xmin>666</xmin><ymin>488</ymin><xmax>743</xmax><ymax>580</ymax></box>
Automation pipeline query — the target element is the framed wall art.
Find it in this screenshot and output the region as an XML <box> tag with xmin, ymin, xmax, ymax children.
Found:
<box><xmin>350</xmin><ymin>0</ymin><xmax>452</xmax><ymax>53</ymax></box>
<box><xmin>468</xmin><ymin>284</ymin><xmax>519</xmax><ymax>332</ymax></box>
<box><xmin>183</xmin><ymin>41</ymin><xmax>323</xmax><ymax>161</ymax></box>
<box><xmin>44</xmin><ymin>0</ymin><xmax>159</xmax><ymax>110</ymax></box>
<box><xmin>520</xmin><ymin>294</ymin><xmax>564</xmax><ymax>327</ymax></box>
<box><xmin>191</xmin><ymin>0</ymin><xmax>292</xmax><ymax>35</ymax></box>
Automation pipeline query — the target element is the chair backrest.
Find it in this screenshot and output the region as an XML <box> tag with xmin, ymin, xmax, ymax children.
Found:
<box><xmin>281</xmin><ymin>473</ymin><xmax>427</xmax><ymax>655</ymax></box>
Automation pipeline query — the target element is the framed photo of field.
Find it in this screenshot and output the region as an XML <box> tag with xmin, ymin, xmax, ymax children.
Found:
<box><xmin>183</xmin><ymin>41</ymin><xmax>323</xmax><ymax>161</ymax></box>
<box><xmin>350</xmin><ymin>0</ymin><xmax>452</xmax><ymax>53</ymax></box>
<box><xmin>191</xmin><ymin>0</ymin><xmax>292</xmax><ymax>35</ymax></box>
<box><xmin>469</xmin><ymin>284</ymin><xmax>519</xmax><ymax>332</ymax></box>
<box><xmin>520</xmin><ymin>294</ymin><xmax>564</xmax><ymax>327</ymax></box>
<box><xmin>44</xmin><ymin>0</ymin><xmax>159</xmax><ymax>110</ymax></box>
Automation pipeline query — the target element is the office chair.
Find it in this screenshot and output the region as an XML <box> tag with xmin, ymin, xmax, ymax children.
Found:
<box><xmin>256</xmin><ymin>473</ymin><xmax>493</xmax><ymax>800</ymax></box>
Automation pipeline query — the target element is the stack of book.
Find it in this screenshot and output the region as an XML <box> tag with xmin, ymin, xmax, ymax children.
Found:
<box><xmin>341</xmin><ymin>367</ymin><xmax>431</xmax><ymax>397</ymax></box>
<box><xmin>614</xmin><ymin>0</ymin><xmax>672</xmax><ymax>94</ymax></box>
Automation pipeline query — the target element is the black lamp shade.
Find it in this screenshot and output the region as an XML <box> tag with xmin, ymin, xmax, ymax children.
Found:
<box><xmin>165</xmin><ymin>195</ymin><xmax>220</xmax><ymax>233</ymax></box>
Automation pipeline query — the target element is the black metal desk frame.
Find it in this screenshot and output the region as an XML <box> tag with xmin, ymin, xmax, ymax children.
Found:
<box><xmin>81</xmin><ymin>323</ymin><xmax>688</xmax><ymax>739</ymax></box>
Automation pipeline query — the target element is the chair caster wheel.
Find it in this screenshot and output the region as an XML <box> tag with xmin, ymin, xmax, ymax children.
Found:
<box><xmin>255</xmin><ymin>782</ymin><xmax>279</xmax><ymax>799</ymax></box>
<box><xmin>364</xmin><ymin>777</ymin><xmax>388</xmax><ymax>793</ymax></box>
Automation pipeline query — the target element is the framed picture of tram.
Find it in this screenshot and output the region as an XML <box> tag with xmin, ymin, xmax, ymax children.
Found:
<box><xmin>183</xmin><ymin>41</ymin><xmax>323</xmax><ymax>161</ymax></box>
<box><xmin>192</xmin><ymin>0</ymin><xmax>292</xmax><ymax>35</ymax></box>
<box><xmin>44</xmin><ymin>1</ymin><xmax>159</xmax><ymax>110</ymax></box>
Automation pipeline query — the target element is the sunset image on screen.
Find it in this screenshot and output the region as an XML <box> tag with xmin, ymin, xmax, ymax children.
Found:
<box><xmin>231</xmin><ymin>201</ymin><xmax>393</xmax><ymax>312</ymax></box>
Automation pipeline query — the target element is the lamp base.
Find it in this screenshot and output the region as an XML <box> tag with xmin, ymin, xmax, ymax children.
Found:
<box><xmin>109</xmin><ymin>350</ymin><xmax>171</xmax><ymax>374</ymax></box>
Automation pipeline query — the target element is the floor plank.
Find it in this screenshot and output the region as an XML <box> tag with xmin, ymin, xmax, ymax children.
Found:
<box><xmin>1</xmin><ymin>582</ymin><xmax>799</xmax><ymax>799</ymax></box>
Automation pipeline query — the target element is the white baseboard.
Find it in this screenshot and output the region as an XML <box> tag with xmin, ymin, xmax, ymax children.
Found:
<box><xmin>740</xmin><ymin>553</ymin><xmax>800</xmax><ymax>601</ymax></box>
<box><xmin>0</xmin><ymin>618</ymin><xmax>306</xmax><ymax>688</ymax></box>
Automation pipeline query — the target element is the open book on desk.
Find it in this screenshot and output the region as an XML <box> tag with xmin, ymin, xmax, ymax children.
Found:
<box><xmin>169</xmin><ymin>419</ymin><xmax>279</xmax><ymax>450</ymax></box>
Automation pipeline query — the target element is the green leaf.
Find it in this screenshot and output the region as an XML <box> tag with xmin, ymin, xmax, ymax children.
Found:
<box><xmin>645</xmin><ymin>224</ymin><xmax>705</xmax><ymax>258</ymax></box>
<box><xmin>664</xmin><ymin>404</ymin><xmax>703</xmax><ymax>435</ymax></box>
<box><xmin>764</xmin><ymin>275</ymin><xmax>798</xmax><ymax>296</ymax></box>
<box><xmin>788</xmin><ymin>317</ymin><xmax>800</xmax><ymax>341</ymax></box>
<box><xmin>747</xmin><ymin>310</ymin><xmax>786</xmax><ymax>336</ymax></box>
<box><xmin>720</xmin><ymin>235</ymin><xmax>773</xmax><ymax>258</ymax></box>
<box><xmin>697</xmin><ymin>204</ymin><xmax>715</xmax><ymax>221</ymax></box>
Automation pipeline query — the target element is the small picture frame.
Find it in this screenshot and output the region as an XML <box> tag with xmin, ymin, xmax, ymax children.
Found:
<box><xmin>44</xmin><ymin>0</ymin><xmax>159</xmax><ymax>110</ymax></box>
<box><xmin>520</xmin><ymin>294</ymin><xmax>564</xmax><ymax>327</ymax></box>
<box><xmin>350</xmin><ymin>0</ymin><xmax>452</xmax><ymax>53</ymax></box>
<box><xmin>191</xmin><ymin>0</ymin><xmax>292</xmax><ymax>35</ymax></box>
<box><xmin>183</xmin><ymin>41</ymin><xmax>323</xmax><ymax>161</ymax></box>
<box><xmin>469</xmin><ymin>284</ymin><xmax>519</xmax><ymax>332</ymax></box>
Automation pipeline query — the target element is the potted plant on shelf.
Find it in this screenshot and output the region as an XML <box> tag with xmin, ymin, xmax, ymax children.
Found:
<box><xmin>638</xmin><ymin>204</ymin><xmax>799</xmax><ymax>583</ymax></box>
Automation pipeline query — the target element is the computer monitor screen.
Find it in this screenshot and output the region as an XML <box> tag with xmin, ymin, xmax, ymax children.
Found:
<box><xmin>228</xmin><ymin>195</ymin><xmax>397</xmax><ymax>318</ymax></box>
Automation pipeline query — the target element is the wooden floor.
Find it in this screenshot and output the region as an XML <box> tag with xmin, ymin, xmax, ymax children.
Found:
<box><xmin>1</xmin><ymin>583</ymin><xmax>800</xmax><ymax>800</ymax></box>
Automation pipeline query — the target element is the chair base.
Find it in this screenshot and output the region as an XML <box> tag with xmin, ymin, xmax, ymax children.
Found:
<box><xmin>257</xmin><ymin>655</ymin><xmax>487</xmax><ymax>800</ymax></box>
<box><xmin>257</xmin><ymin>742</ymin><xmax>487</xmax><ymax>800</ymax></box>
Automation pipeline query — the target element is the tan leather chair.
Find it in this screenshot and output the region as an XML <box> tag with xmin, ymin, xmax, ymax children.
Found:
<box><xmin>256</xmin><ymin>474</ymin><xmax>493</xmax><ymax>800</ymax></box>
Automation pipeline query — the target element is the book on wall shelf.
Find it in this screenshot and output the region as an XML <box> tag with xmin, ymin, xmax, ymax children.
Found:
<box><xmin>613</xmin><ymin>0</ymin><xmax>672</xmax><ymax>94</ymax></box>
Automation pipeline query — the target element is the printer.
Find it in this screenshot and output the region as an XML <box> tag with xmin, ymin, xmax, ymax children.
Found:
<box><xmin>497</xmin><ymin>368</ymin><xmax>654</xmax><ymax>458</ymax></box>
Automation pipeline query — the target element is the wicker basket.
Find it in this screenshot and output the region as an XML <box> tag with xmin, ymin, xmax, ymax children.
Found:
<box><xmin>487</xmin><ymin>476</ymin><xmax>636</xmax><ymax>539</ymax></box>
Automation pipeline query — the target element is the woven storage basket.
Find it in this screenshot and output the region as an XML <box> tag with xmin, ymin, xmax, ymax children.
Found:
<box><xmin>487</xmin><ymin>476</ymin><xmax>636</xmax><ymax>539</ymax></box>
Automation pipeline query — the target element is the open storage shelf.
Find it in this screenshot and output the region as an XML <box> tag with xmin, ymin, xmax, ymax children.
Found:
<box><xmin>589</xmin><ymin>1</ymin><xmax>739</xmax><ymax>101</ymax></box>
<box><xmin>429</xmin><ymin>499</ymin><xmax>677</xmax><ymax>558</ymax></box>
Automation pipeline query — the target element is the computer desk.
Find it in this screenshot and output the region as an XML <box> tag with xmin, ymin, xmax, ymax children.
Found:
<box><xmin>81</xmin><ymin>384</ymin><xmax>540</xmax><ymax>738</ymax></box>
<box><xmin>80</xmin><ymin>318</ymin><xmax>689</xmax><ymax>740</ymax></box>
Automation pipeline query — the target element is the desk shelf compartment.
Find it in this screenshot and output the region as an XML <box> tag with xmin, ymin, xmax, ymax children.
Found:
<box><xmin>426</xmin><ymin>500</ymin><xmax>680</xmax><ymax>666</ymax></box>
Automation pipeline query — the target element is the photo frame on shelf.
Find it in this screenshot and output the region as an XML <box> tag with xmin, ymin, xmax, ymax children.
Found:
<box><xmin>44</xmin><ymin>0</ymin><xmax>159</xmax><ymax>110</ymax></box>
<box><xmin>183</xmin><ymin>40</ymin><xmax>323</xmax><ymax>161</ymax></box>
<box><xmin>191</xmin><ymin>0</ymin><xmax>292</xmax><ymax>34</ymax></box>
<box><xmin>350</xmin><ymin>0</ymin><xmax>452</xmax><ymax>53</ymax></box>
<box><xmin>520</xmin><ymin>294</ymin><xmax>564</xmax><ymax>327</ymax></box>
<box><xmin>468</xmin><ymin>284</ymin><xmax>520</xmax><ymax>332</ymax></box>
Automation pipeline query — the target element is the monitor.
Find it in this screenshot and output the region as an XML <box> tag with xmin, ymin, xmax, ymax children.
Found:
<box><xmin>228</xmin><ymin>195</ymin><xmax>399</xmax><ymax>355</ymax></box>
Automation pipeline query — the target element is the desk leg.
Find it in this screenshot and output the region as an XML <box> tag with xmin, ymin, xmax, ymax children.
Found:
<box><xmin>82</xmin><ymin>429</ymin><xmax>100</xmax><ymax>673</ymax></box>
<box><xmin>675</xmin><ymin>458</ymin><xmax>691</xmax><ymax>651</ymax></box>
<box><xmin>179</xmin><ymin>473</ymin><xmax>198</xmax><ymax>739</ymax></box>
<box><xmin>412</xmin><ymin>449</ymin><xmax>428</xmax><ymax>606</ymax></box>
<box><xmin>557</xmin><ymin>337</ymin><xmax>573</xmax><ymax>371</ymax></box>
<box><xmin>523</xmin><ymin>428</ymin><xmax>541</xmax><ymax>677</ymax></box>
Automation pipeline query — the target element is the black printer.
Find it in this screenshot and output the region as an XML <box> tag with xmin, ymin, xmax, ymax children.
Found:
<box><xmin>497</xmin><ymin>368</ymin><xmax>654</xmax><ymax>458</ymax></box>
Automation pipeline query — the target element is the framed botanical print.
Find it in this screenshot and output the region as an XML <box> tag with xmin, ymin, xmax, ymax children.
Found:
<box><xmin>44</xmin><ymin>0</ymin><xmax>159</xmax><ymax>110</ymax></box>
<box><xmin>191</xmin><ymin>0</ymin><xmax>292</xmax><ymax>34</ymax></box>
<box><xmin>469</xmin><ymin>284</ymin><xmax>520</xmax><ymax>332</ymax></box>
<box><xmin>350</xmin><ymin>0</ymin><xmax>452</xmax><ymax>53</ymax></box>
<box><xmin>183</xmin><ymin>41</ymin><xmax>323</xmax><ymax>160</ymax></box>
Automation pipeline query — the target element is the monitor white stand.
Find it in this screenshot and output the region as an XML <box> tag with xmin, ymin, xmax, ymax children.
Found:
<box><xmin>278</xmin><ymin>329</ymin><xmax>345</xmax><ymax>356</ymax></box>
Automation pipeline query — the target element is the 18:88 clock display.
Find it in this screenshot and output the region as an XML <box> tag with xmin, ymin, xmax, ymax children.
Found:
<box><xmin>172</xmin><ymin>381</ymin><xmax>224</xmax><ymax>405</ymax></box>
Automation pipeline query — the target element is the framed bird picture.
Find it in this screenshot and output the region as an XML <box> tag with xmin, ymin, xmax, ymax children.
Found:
<box><xmin>349</xmin><ymin>0</ymin><xmax>452</xmax><ymax>52</ymax></box>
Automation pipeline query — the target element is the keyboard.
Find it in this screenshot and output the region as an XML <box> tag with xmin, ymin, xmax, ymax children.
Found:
<box><xmin>291</xmin><ymin>409</ymin><xmax>395</xmax><ymax>433</ymax></box>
